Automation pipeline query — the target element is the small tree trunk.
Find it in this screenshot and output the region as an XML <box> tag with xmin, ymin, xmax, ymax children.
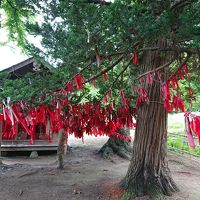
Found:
<box><xmin>120</xmin><ymin>39</ymin><xmax>178</xmax><ymax>199</ymax></box>
<box><xmin>99</xmin><ymin>127</ymin><xmax>132</xmax><ymax>159</ymax></box>
<box><xmin>57</xmin><ymin>129</ymin><xmax>66</xmax><ymax>169</ymax></box>
<box><xmin>46</xmin><ymin>119</ymin><xmax>51</xmax><ymax>141</ymax></box>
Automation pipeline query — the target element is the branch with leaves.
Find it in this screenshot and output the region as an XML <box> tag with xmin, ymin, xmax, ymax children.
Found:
<box><xmin>84</xmin><ymin>55</ymin><xmax>124</xmax><ymax>84</ymax></box>
<box><xmin>99</xmin><ymin>58</ymin><xmax>133</xmax><ymax>102</ymax></box>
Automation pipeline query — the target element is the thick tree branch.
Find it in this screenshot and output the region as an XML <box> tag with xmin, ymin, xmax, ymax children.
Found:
<box><xmin>168</xmin><ymin>52</ymin><xmax>192</xmax><ymax>79</ymax></box>
<box><xmin>110</xmin><ymin>59</ymin><xmax>132</xmax><ymax>88</ymax></box>
<box><xmin>86</xmin><ymin>0</ymin><xmax>111</xmax><ymax>5</ymax></box>
<box><xmin>171</xmin><ymin>0</ymin><xmax>198</xmax><ymax>10</ymax></box>
<box><xmin>48</xmin><ymin>55</ymin><xmax>123</xmax><ymax>96</ymax></box>
<box><xmin>100</xmin><ymin>41</ymin><xmax>141</xmax><ymax>60</ymax></box>
<box><xmin>102</xmin><ymin>51</ymin><xmax>127</xmax><ymax>59</ymax></box>
<box><xmin>99</xmin><ymin>58</ymin><xmax>132</xmax><ymax>102</ymax></box>
<box><xmin>79</xmin><ymin>59</ymin><xmax>93</xmax><ymax>74</ymax></box>
<box><xmin>137</xmin><ymin>58</ymin><xmax>176</xmax><ymax>80</ymax></box>
<box><xmin>140</xmin><ymin>47</ymin><xmax>200</xmax><ymax>55</ymax></box>
<box><xmin>84</xmin><ymin>55</ymin><xmax>124</xmax><ymax>84</ymax></box>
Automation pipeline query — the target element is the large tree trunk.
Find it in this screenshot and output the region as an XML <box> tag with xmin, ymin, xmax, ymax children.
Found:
<box><xmin>120</xmin><ymin>39</ymin><xmax>178</xmax><ymax>199</ymax></box>
<box><xmin>99</xmin><ymin>127</ymin><xmax>131</xmax><ymax>159</ymax></box>
<box><xmin>57</xmin><ymin>129</ymin><xmax>66</xmax><ymax>169</ymax></box>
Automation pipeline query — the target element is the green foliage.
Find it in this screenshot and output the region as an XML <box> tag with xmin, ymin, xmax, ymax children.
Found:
<box><xmin>0</xmin><ymin>2</ymin><xmax>200</xmax><ymax>199</ymax></box>
<box><xmin>179</xmin><ymin>80</ymin><xmax>200</xmax><ymax>111</ymax></box>
<box><xmin>80</xmin><ymin>83</ymin><xmax>101</xmax><ymax>103</ymax></box>
<box><xmin>1</xmin><ymin>0</ymin><xmax>35</xmax><ymax>49</ymax></box>
<box><xmin>0</xmin><ymin>0</ymin><xmax>200</xmax><ymax>106</ymax></box>
<box><xmin>0</xmin><ymin>68</ymin><xmax>70</xmax><ymax>104</ymax></box>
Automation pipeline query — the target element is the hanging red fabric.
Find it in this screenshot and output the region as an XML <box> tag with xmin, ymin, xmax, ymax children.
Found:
<box><xmin>147</xmin><ymin>73</ymin><xmax>153</xmax><ymax>85</ymax></box>
<box><xmin>133</xmin><ymin>49</ymin><xmax>138</xmax><ymax>65</ymax></box>
<box><xmin>0</xmin><ymin>114</ymin><xmax>3</xmax><ymax>122</ymax></box>
<box><xmin>182</xmin><ymin>63</ymin><xmax>189</xmax><ymax>75</ymax></box>
<box><xmin>74</xmin><ymin>74</ymin><xmax>84</xmax><ymax>92</ymax></box>
<box><xmin>103</xmin><ymin>72</ymin><xmax>108</xmax><ymax>81</ymax></box>
<box><xmin>164</xmin><ymin>99</ymin><xmax>173</xmax><ymax>112</ymax></box>
<box><xmin>190</xmin><ymin>116</ymin><xmax>200</xmax><ymax>144</ymax></box>
<box><xmin>177</xmin><ymin>97</ymin><xmax>185</xmax><ymax>112</ymax></box>
<box><xmin>177</xmin><ymin>68</ymin><xmax>184</xmax><ymax>80</ymax></box>
<box><xmin>185</xmin><ymin>114</ymin><xmax>195</xmax><ymax>148</ymax></box>
<box><xmin>65</xmin><ymin>81</ymin><xmax>74</xmax><ymax>94</ymax></box>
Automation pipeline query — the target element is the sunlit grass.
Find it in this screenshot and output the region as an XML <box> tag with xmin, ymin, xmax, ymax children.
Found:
<box><xmin>167</xmin><ymin>113</ymin><xmax>200</xmax><ymax>157</ymax></box>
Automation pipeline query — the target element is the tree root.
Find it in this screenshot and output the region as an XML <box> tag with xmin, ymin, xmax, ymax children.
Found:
<box><xmin>98</xmin><ymin>136</ymin><xmax>132</xmax><ymax>160</ymax></box>
<box><xmin>120</xmin><ymin>170</ymin><xmax>179</xmax><ymax>200</ymax></box>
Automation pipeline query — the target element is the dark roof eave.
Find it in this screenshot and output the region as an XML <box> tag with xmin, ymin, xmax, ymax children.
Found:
<box><xmin>1</xmin><ymin>57</ymin><xmax>34</xmax><ymax>73</ymax></box>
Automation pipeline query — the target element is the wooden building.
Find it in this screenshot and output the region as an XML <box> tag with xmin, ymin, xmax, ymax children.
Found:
<box><xmin>2</xmin><ymin>57</ymin><xmax>47</xmax><ymax>79</ymax></box>
<box><xmin>0</xmin><ymin>58</ymin><xmax>57</xmax><ymax>153</ymax></box>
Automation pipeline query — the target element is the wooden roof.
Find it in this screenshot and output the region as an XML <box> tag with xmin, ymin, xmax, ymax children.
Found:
<box><xmin>2</xmin><ymin>57</ymin><xmax>47</xmax><ymax>79</ymax></box>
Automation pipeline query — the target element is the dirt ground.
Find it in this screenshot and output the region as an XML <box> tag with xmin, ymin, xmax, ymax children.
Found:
<box><xmin>0</xmin><ymin>136</ymin><xmax>200</xmax><ymax>200</ymax></box>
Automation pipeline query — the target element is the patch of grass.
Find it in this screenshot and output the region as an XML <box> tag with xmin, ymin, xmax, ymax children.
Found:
<box><xmin>167</xmin><ymin>136</ymin><xmax>200</xmax><ymax>157</ymax></box>
<box><xmin>167</xmin><ymin>114</ymin><xmax>200</xmax><ymax>157</ymax></box>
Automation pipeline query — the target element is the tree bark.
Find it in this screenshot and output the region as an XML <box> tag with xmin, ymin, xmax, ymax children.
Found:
<box><xmin>57</xmin><ymin>129</ymin><xmax>66</xmax><ymax>169</ymax></box>
<box><xmin>120</xmin><ymin>39</ymin><xmax>179</xmax><ymax>199</ymax></box>
<box><xmin>99</xmin><ymin>127</ymin><xmax>132</xmax><ymax>159</ymax></box>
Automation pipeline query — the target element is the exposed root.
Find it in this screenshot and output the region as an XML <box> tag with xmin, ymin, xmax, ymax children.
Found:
<box><xmin>120</xmin><ymin>169</ymin><xmax>179</xmax><ymax>200</ymax></box>
<box><xmin>99</xmin><ymin>127</ymin><xmax>132</xmax><ymax>159</ymax></box>
<box><xmin>98</xmin><ymin>136</ymin><xmax>131</xmax><ymax>159</ymax></box>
